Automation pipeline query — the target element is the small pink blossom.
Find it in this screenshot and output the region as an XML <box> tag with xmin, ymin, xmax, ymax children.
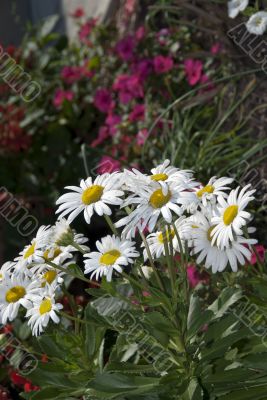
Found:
<box><xmin>113</xmin><ymin>74</ymin><xmax>144</xmax><ymax>104</ymax></box>
<box><xmin>71</xmin><ymin>7</ymin><xmax>84</xmax><ymax>18</ymax></box>
<box><xmin>211</xmin><ymin>42</ymin><xmax>221</xmax><ymax>55</ymax></box>
<box><xmin>91</xmin><ymin>126</ymin><xmax>109</xmax><ymax>147</ymax></box>
<box><xmin>61</xmin><ymin>66</ymin><xmax>83</xmax><ymax>84</ymax></box>
<box><xmin>250</xmin><ymin>245</ymin><xmax>265</xmax><ymax>265</ymax></box>
<box><xmin>94</xmin><ymin>89</ymin><xmax>113</xmax><ymax>113</ymax></box>
<box><xmin>153</xmin><ymin>55</ymin><xmax>174</xmax><ymax>74</ymax></box>
<box><xmin>53</xmin><ymin>89</ymin><xmax>74</xmax><ymax>108</ymax></box>
<box><xmin>135</xmin><ymin>26</ymin><xmax>146</xmax><ymax>41</ymax></box>
<box><xmin>187</xmin><ymin>265</ymin><xmax>209</xmax><ymax>288</ymax></box>
<box><xmin>129</xmin><ymin>104</ymin><xmax>145</xmax><ymax>122</ymax></box>
<box><xmin>136</xmin><ymin>128</ymin><xmax>149</xmax><ymax>146</ymax></box>
<box><xmin>115</xmin><ymin>35</ymin><xmax>136</xmax><ymax>61</ymax></box>
<box><xmin>97</xmin><ymin>156</ymin><xmax>121</xmax><ymax>174</ymax></box>
<box><xmin>184</xmin><ymin>59</ymin><xmax>203</xmax><ymax>86</ymax></box>
<box><xmin>79</xmin><ymin>19</ymin><xmax>97</xmax><ymax>42</ymax></box>
<box><xmin>131</xmin><ymin>58</ymin><xmax>152</xmax><ymax>81</ymax></box>
<box><xmin>106</xmin><ymin>113</ymin><xmax>122</xmax><ymax>136</ymax></box>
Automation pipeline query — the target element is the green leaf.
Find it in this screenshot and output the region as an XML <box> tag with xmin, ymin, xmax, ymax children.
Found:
<box><xmin>187</xmin><ymin>294</ymin><xmax>214</xmax><ymax>340</ymax></box>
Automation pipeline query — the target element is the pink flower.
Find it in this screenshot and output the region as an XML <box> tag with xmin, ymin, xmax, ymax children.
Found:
<box><xmin>113</xmin><ymin>74</ymin><xmax>144</xmax><ymax>104</ymax></box>
<box><xmin>106</xmin><ymin>113</ymin><xmax>122</xmax><ymax>136</ymax></box>
<box><xmin>61</xmin><ymin>66</ymin><xmax>83</xmax><ymax>84</ymax></box>
<box><xmin>153</xmin><ymin>55</ymin><xmax>173</xmax><ymax>74</ymax></box>
<box><xmin>199</xmin><ymin>74</ymin><xmax>215</xmax><ymax>93</ymax></box>
<box><xmin>131</xmin><ymin>58</ymin><xmax>152</xmax><ymax>81</ymax></box>
<box><xmin>211</xmin><ymin>42</ymin><xmax>221</xmax><ymax>55</ymax></box>
<box><xmin>115</xmin><ymin>35</ymin><xmax>136</xmax><ymax>61</ymax></box>
<box><xmin>79</xmin><ymin>19</ymin><xmax>97</xmax><ymax>42</ymax></box>
<box><xmin>250</xmin><ymin>245</ymin><xmax>265</xmax><ymax>265</ymax></box>
<box><xmin>135</xmin><ymin>26</ymin><xmax>146</xmax><ymax>41</ymax></box>
<box><xmin>136</xmin><ymin>128</ymin><xmax>148</xmax><ymax>146</ymax></box>
<box><xmin>129</xmin><ymin>104</ymin><xmax>145</xmax><ymax>122</ymax></box>
<box><xmin>53</xmin><ymin>89</ymin><xmax>74</xmax><ymax>108</ymax></box>
<box><xmin>71</xmin><ymin>7</ymin><xmax>84</xmax><ymax>18</ymax></box>
<box><xmin>97</xmin><ymin>156</ymin><xmax>121</xmax><ymax>174</ymax></box>
<box><xmin>94</xmin><ymin>89</ymin><xmax>113</xmax><ymax>113</ymax></box>
<box><xmin>91</xmin><ymin>126</ymin><xmax>110</xmax><ymax>148</ymax></box>
<box><xmin>187</xmin><ymin>265</ymin><xmax>209</xmax><ymax>288</ymax></box>
<box><xmin>184</xmin><ymin>59</ymin><xmax>203</xmax><ymax>86</ymax></box>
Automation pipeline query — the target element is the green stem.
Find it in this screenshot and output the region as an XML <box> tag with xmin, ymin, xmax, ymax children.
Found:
<box><xmin>104</xmin><ymin>214</ymin><xmax>119</xmax><ymax>236</ymax></box>
<box><xmin>72</xmin><ymin>242</ymin><xmax>87</xmax><ymax>254</ymax></box>
<box><xmin>46</xmin><ymin>260</ymin><xmax>100</xmax><ymax>287</ymax></box>
<box><xmin>139</xmin><ymin>231</ymin><xmax>165</xmax><ymax>291</ymax></box>
<box><xmin>162</xmin><ymin>226</ymin><xmax>175</xmax><ymax>298</ymax></box>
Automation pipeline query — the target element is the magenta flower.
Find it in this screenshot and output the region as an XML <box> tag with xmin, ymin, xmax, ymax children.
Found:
<box><xmin>211</xmin><ymin>42</ymin><xmax>221</xmax><ymax>55</ymax></box>
<box><xmin>91</xmin><ymin>126</ymin><xmax>110</xmax><ymax>148</ymax></box>
<box><xmin>115</xmin><ymin>35</ymin><xmax>136</xmax><ymax>61</ymax></box>
<box><xmin>94</xmin><ymin>89</ymin><xmax>113</xmax><ymax>113</ymax></box>
<box><xmin>129</xmin><ymin>104</ymin><xmax>145</xmax><ymax>122</ymax></box>
<box><xmin>53</xmin><ymin>89</ymin><xmax>74</xmax><ymax>108</ymax></box>
<box><xmin>71</xmin><ymin>7</ymin><xmax>84</xmax><ymax>18</ymax></box>
<box><xmin>131</xmin><ymin>58</ymin><xmax>152</xmax><ymax>81</ymax></box>
<box><xmin>79</xmin><ymin>19</ymin><xmax>97</xmax><ymax>42</ymax></box>
<box><xmin>184</xmin><ymin>59</ymin><xmax>203</xmax><ymax>86</ymax></box>
<box><xmin>97</xmin><ymin>156</ymin><xmax>121</xmax><ymax>174</ymax></box>
<box><xmin>187</xmin><ymin>265</ymin><xmax>209</xmax><ymax>288</ymax></box>
<box><xmin>250</xmin><ymin>245</ymin><xmax>265</xmax><ymax>265</ymax></box>
<box><xmin>113</xmin><ymin>74</ymin><xmax>144</xmax><ymax>104</ymax></box>
<box><xmin>153</xmin><ymin>55</ymin><xmax>174</xmax><ymax>74</ymax></box>
<box><xmin>136</xmin><ymin>128</ymin><xmax>149</xmax><ymax>146</ymax></box>
<box><xmin>61</xmin><ymin>66</ymin><xmax>83</xmax><ymax>84</ymax></box>
<box><xmin>135</xmin><ymin>26</ymin><xmax>146</xmax><ymax>41</ymax></box>
<box><xmin>106</xmin><ymin>113</ymin><xmax>122</xmax><ymax>136</ymax></box>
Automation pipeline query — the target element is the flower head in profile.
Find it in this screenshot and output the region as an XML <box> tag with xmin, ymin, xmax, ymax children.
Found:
<box><xmin>26</xmin><ymin>283</ymin><xmax>63</xmax><ymax>336</ymax></box>
<box><xmin>246</xmin><ymin>11</ymin><xmax>267</xmax><ymax>35</ymax></box>
<box><xmin>228</xmin><ymin>0</ymin><xmax>249</xmax><ymax>19</ymax></box>
<box><xmin>56</xmin><ymin>173</ymin><xmax>124</xmax><ymax>224</ymax></box>
<box><xmin>84</xmin><ymin>235</ymin><xmax>139</xmax><ymax>281</ymax></box>
<box><xmin>194</xmin><ymin>176</ymin><xmax>233</xmax><ymax>207</ymax></box>
<box><xmin>15</xmin><ymin>226</ymin><xmax>52</xmax><ymax>268</ymax></box>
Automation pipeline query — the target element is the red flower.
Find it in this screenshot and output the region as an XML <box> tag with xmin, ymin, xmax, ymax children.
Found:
<box><xmin>97</xmin><ymin>156</ymin><xmax>121</xmax><ymax>174</ymax></box>
<box><xmin>129</xmin><ymin>104</ymin><xmax>145</xmax><ymax>122</ymax></box>
<box><xmin>153</xmin><ymin>55</ymin><xmax>174</xmax><ymax>74</ymax></box>
<box><xmin>94</xmin><ymin>89</ymin><xmax>113</xmax><ymax>113</ymax></box>
<box><xmin>71</xmin><ymin>7</ymin><xmax>84</xmax><ymax>18</ymax></box>
<box><xmin>184</xmin><ymin>59</ymin><xmax>203</xmax><ymax>86</ymax></box>
<box><xmin>187</xmin><ymin>264</ymin><xmax>209</xmax><ymax>288</ymax></box>
<box><xmin>115</xmin><ymin>36</ymin><xmax>136</xmax><ymax>61</ymax></box>
<box><xmin>250</xmin><ymin>245</ymin><xmax>265</xmax><ymax>265</ymax></box>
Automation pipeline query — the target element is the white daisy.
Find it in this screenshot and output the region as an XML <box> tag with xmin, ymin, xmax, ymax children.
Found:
<box><xmin>84</xmin><ymin>235</ymin><xmax>139</xmax><ymax>282</ymax></box>
<box><xmin>116</xmin><ymin>181</ymin><xmax>195</xmax><ymax>238</ymax></box>
<box><xmin>15</xmin><ymin>225</ymin><xmax>52</xmax><ymax>268</ymax></box>
<box><xmin>0</xmin><ymin>275</ymin><xmax>40</xmax><ymax>324</ymax></box>
<box><xmin>56</xmin><ymin>173</ymin><xmax>124</xmax><ymax>224</ymax></box>
<box><xmin>0</xmin><ymin>262</ymin><xmax>15</xmax><ymax>281</ymax></box>
<box><xmin>142</xmin><ymin>217</ymin><xmax>187</xmax><ymax>260</ymax></box>
<box><xmin>246</xmin><ymin>11</ymin><xmax>267</xmax><ymax>35</ymax></box>
<box><xmin>211</xmin><ymin>185</ymin><xmax>255</xmax><ymax>249</ymax></box>
<box><xmin>228</xmin><ymin>0</ymin><xmax>248</xmax><ymax>19</ymax></box>
<box><xmin>51</xmin><ymin>218</ymin><xmax>89</xmax><ymax>252</ymax></box>
<box><xmin>26</xmin><ymin>283</ymin><xmax>63</xmax><ymax>336</ymax></box>
<box><xmin>194</xmin><ymin>176</ymin><xmax>233</xmax><ymax>207</ymax></box>
<box><xmin>189</xmin><ymin>213</ymin><xmax>257</xmax><ymax>273</ymax></box>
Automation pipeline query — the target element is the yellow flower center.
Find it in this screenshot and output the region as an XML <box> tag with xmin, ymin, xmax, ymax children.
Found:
<box><xmin>41</xmin><ymin>270</ymin><xmax>57</xmax><ymax>287</ymax></box>
<box><xmin>158</xmin><ymin>229</ymin><xmax>175</xmax><ymax>244</ymax></box>
<box><xmin>6</xmin><ymin>286</ymin><xmax>26</xmax><ymax>303</ymax></box>
<box><xmin>223</xmin><ymin>205</ymin><xmax>238</xmax><ymax>226</ymax></box>
<box><xmin>256</xmin><ymin>17</ymin><xmax>262</xmax><ymax>26</ymax></box>
<box><xmin>81</xmin><ymin>185</ymin><xmax>104</xmax><ymax>205</ymax></box>
<box><xmin>149</xmin><ymin>189</ymin><xmax>171</xmax><ymax>209</ymax></box>
<box><xmin>39</xmin><ymin>298</ymin><xmax>52</xmax><ymax>315</ymax></box>
<box><xmin>150</xmin><ymin>173</ymin><xmax>168</xmax><ymax>182</ymax></box>
<box><xmin>191</xmin><ymin>225</ymin><xmax>199</xmax><ymax>229</ymax></box>
<box><xmin>100</xmin><ymin>249</ymin><xmax>121</xmax><ymax>265</ymax></box>
<box><xmin>196</xmin><ymin>185</ymin><xmax>214</xmax><ymax>198</ymax></box>
<box><xmin>43</xmin><ymin>248</ymin><xmax>62</xmax><ymax>262</ymax></box>
<box><xmin>24</xmin><ymin>242</ymin><xmax>36</xmax><ymax>259</ymax></box>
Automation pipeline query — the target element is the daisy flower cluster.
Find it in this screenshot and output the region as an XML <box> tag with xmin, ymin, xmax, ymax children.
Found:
<box><xmin>0</xmin><ymin>162</ymin><xmax>258</xmax><ymax>336</ymax></box>
<box><xmin>228</xmin><ymin>0</ymin><xmax>267</xmax><ymax>35</ymax></box>
<box><xmin>0</xmin><ymin>219</ymin><xmax>88</xmax><ymax>335</ymax></box>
